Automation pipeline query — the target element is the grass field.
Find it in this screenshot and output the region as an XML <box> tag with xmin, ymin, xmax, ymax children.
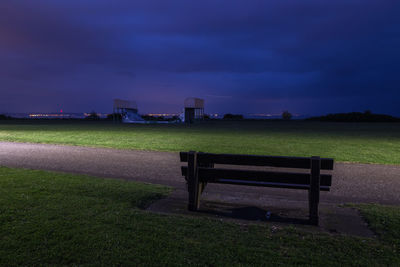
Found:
<box><xmin>0</xmin><ymin>120</ymin><xmax>400</xmax><ymax>164</ymax></box>
<box><xmin>0</xmin><ymin>167</ymin><xmax>399</xmax><ymax>266</ymax></box>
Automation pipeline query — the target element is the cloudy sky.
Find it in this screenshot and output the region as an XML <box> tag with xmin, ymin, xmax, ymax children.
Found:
<box><xmin>1</xmin><ymin>0</ymin><xmax>399</xmax><ymax>115</ymax></box>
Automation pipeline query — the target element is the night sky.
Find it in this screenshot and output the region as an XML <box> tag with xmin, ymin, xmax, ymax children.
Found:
<box><xmin>1</xmin><ymin>1</ymin><xmax>399</xmax><ymax>116</ymax></box>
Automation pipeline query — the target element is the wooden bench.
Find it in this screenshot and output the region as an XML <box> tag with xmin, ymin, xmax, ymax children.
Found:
<box><xmin>180</xmin><ymin>151</ymin><xmax>334</xmax><ymax>225</ymax></box>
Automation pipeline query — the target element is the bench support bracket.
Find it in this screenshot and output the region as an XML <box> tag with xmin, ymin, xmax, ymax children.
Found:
<box><xmin>309</xmin><ymin>156</ymin><xmax>321</xmax><ymax>225</ymax></box>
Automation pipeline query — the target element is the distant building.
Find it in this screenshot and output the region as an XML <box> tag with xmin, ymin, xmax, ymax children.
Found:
<box><xmin>184</xmin><ymin>97</ymin><xmax>205</xmax><ymax>124</ymax></box>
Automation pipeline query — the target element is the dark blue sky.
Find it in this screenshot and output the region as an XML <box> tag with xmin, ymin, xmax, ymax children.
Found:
<box><xmin>1</xmin><ymin>0</ymin><xmax>399</xmax><ymax>116</ymax></box>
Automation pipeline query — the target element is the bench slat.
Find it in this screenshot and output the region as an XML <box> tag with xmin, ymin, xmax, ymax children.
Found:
<box><xmin>181</xmin><ymin>166</ymin><xmax>332</xmax><ymax>187</ymax></box>
<box><xmin>211</xmin><ymin>179</ymin><xmax>330</xmax><ymax>191</ymax></box>
<box><xmin>180</xmin><ymin>152</ymin><xmax>334</xmax><ymax>170</ymax></box>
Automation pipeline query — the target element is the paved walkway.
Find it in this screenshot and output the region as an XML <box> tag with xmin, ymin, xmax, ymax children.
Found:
<box><xmin>1</xmin><ymin>141</ymin><xmax>399</xmax><ymax>206</ymax></box>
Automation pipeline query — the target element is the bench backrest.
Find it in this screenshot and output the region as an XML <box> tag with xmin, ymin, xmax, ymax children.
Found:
<box><xmin>180</xmin><ymin>152</ymin><xmax>334</xmax><ymax>191</ymax></box>
<box><xmin>180</xmin><ymin>152</ymin><xmax>334</xmax><ymax>169</ymax></box>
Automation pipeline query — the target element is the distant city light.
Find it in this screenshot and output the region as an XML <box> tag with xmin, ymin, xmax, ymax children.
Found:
<box><xmin>27</xmin><ymin>113</ymin><xmax>108</xmax><ymax>119</ymax></box>
<box><xmin>29</xmin><ymin>113</ymin><xmax>71</xmax><ymax>118</ymax></box>
<box><xmin>146</xmin><ymin>113</ymin><xmax>179</xmax><ymax>117</ymax></box>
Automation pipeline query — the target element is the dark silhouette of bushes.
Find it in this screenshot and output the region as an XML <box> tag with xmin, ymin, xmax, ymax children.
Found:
<box><xmin>85</xmin><ymin>111</ymin><xmax>100</xmax><ymax>120</ymax></box>
<box><xmin>141</xmin><ymin>115</ymin><xmax>178</xmax><ymax>121</ymax></box>
<box><xmin>223</xmin><ymin>114</ymin><xmax>244</xmax><ymax>120</ymax></box>
<box><xmin>0</xmin><ymin>114</ymin><xmax>12</xmax><ymax>120</ymax></box>
<box><xmin>106</xmin><ymin>113</ymin><xmax>122</xmax><ymax>121</ymax></box>
<box><xmin>141</xmin><ymin>115</ymin><xmax>166</xmax><ymax>121</ymax></box>
<box><xmin>282</xmin><ymin>111</ymin><xmax>292</xmax><ymax>120</ymax></box>
<box><xmin>307</xmin><ymin>111</ymin><xmax>400</xmax><ymax>122</ymax></box>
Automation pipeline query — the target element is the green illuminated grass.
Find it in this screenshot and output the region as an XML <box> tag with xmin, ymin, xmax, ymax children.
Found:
<box><xmin>0</xmin><ymin>167</ymin><xmax>399</xmax><ymax>266</ymax></box>
<box><xmin>351</xmin><ymin>204</ymin><xmax>400</xmax><ymax>250</ymax></box>
<box><xmin>0</xmin><ymin>120</ymin><xmax>399</xmax><ymax>164</ymax></box>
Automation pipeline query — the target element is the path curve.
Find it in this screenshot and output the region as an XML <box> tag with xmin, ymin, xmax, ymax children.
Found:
<box><xmin>1</xmin><ymin>142</ymin><xmax>399</xmax><ymax>206</ymax></box>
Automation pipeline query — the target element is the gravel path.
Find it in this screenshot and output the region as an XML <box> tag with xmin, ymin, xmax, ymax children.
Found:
<box><xmin>1</xmin><ymin>141</ymin><xmax>399</xmax><ymax>205</ymax></box>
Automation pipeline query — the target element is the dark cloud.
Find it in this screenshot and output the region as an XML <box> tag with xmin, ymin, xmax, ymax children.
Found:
<box><xmin>0</xmin><ymin>0</ymin><xmax>399</xmax><ymax>115</ymax></box>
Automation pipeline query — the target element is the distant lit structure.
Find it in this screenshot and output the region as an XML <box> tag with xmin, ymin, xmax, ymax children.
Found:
<box><xmin>113</xmin><ymin>99</ymin><xmax>144</xmax><ymax>123</ymax></box>
<box><xmin>184</xmin><ymin>97</ymin><xmax>205</xmax><ymax>124</ymax></box>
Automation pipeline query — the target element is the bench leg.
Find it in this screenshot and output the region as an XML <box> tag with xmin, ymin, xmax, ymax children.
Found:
<box><xmin>198</xmin><ymin>161</ymin><xmax>211</xmax><ymax>195</ymax></box>
<box><xmin>188</xmin><ymin>157</ymin><xmax>212</xmax><ymax>210</ymax></box>
<box><xmin>187</xmin><ymin>151</ymin><xmax>200</xmax><ymax>211</ymax></box>
<box><xmin>309</xmin><ymin>156</ymin><xmax>321</xmax><ymax>225</ymax></box>
<box><xmin>188</xmin><ymin>181</ymin><xmax>201</xmax><ymax>211</ymax></box>
<box><xmin>309</xmin><ymin>192</ymin><xmax>319</xmax><ymax>226</ymax></box>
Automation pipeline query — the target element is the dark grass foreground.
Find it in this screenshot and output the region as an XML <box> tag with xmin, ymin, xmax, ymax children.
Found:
<box><xmin>1</xmin><ymin>120</ymin><xmax>400</xmax><ymax>165</ymax></box>
<box><xmin>0</xmin><ymin>167</ymin><xmax>399</xmax><ymax>266</ymax></box>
